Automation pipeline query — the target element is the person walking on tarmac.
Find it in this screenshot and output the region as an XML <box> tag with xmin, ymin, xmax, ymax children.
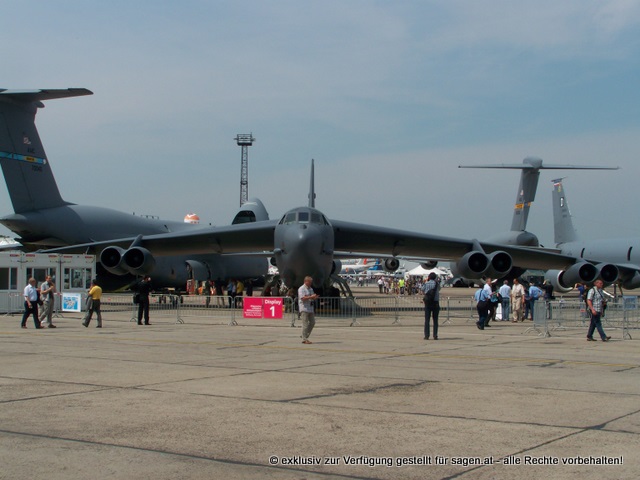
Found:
<box><xmin>586</xmin><ymin>279</ymin><xmax>611</xmax><ymax>342</ymax></box>
<box><xmin>83</xmin><ymin>279</ymin><xmax>103</xmax><ymax>328</ymax></box>
<box><xmin>135</xmin><ymin>275</ymin><xmax>153</xmax><ymax>325</ymax></box>
<box><xmin>298</xmin><ymin>276</ymin><xmax>319</xmax><ymax>344</ymax></box>
<box><xmin>21</xmin><ymin>277</ymin><xmax>42</xmax><ymax>329</ymax></box>
<box><xmin>39</xmin><ymin>275</ymin><xmax>57</xmax><ymax>328</ymax></box>
<box><xmin>421</xmin><ymin>272</ymin><xmax>440</xmax><ymax>340</ymax></box>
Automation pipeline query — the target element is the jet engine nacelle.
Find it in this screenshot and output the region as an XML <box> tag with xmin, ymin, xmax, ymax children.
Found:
<box><xmin>100</xmin><ymin>246</ymin><xmax>156</xmax><ymax>276</ymax></box>
<box><xmin>420</xmin><ymin>260</ymin><xmax>438</xmax><ymax>270</ymax></box>
<box><xmin>100</xmin><ymin>246</ymin><xmax>128</xmax><ymax>275</ymax></box>
<box><xmin>453</xmin><ymin>250</ymin><xmax>512</xmax><ymax>279</ymax></box>
<box><xmin>551</xmin><ymin>262</ymin><xmax>598</xmax><ymax>290</ymax></box>
<box><xmin>544</xmin><ymin>270</ymin><xmax>574</xmax><ymax>294</ymax></box>
<box><xmin>454</xmin><ymin>251</ymin><xmax>489</xmax><ymax>279</ymax></box>
<box><xmin>332</xmin><ymin>259</ymin><xmax>342</xmax><ymax>274</ymax></box>
<box><xmin>484</xmin><ymin>251</ymin><xmax>512</xmax><ymax>278</ymax></box>
<box><xmin>621</xmin><ymin>272</ymin><xmax>640</xmax><ymax>290</ymax></box>
<box><xmin>546</xmin><ymin>262</ymin><xmax>618</xmax><ymax>293</ymax></box>
<box><xmin>383</xmin><ymin>258</ymin><xmax>400</xmax><ymax>272</ymax></box>
<box><xmin>596</xmin><ymin>263</ymin><xmax>619</xmax><ymax>285</ymax></box>
<box><xmin>123</xmin><ymin>247</ymin><xmax>156</xmax><ymax>275</ymax></box>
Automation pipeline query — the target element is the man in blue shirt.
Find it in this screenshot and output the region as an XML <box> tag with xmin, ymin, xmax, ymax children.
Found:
<box><xmin>528</xmin><ymin>284</ymin><xmax>543</xmax><ymax>321</ymax></box>
<box><xmin>498</xmin><ymin>280</ymin><xmax>511</xmax><ymax>322</ymax></box>
<box><xmin>474</xmin><ymin>283</ymin><xmax>490</xmax><ymax>330</ymax></box>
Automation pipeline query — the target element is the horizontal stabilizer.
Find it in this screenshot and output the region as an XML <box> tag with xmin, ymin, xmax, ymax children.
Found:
<box><xmin>0</xmin><ymin>88</ymin><xmax>93</xmax><ymax>103</ymax></box>
<box><xmin>459</xmin><ymin>157</ymin><xmax>619</xmax><ymax>233</ymax></box>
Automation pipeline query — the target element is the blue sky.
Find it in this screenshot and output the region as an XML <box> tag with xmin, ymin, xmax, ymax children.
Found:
<box><xmin>1</xmin><ymin>0</ymin><xmax>639</xmax><ymax>246</ymax></box>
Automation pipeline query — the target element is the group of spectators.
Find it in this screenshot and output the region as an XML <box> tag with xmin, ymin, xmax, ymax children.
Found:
<box><xmin>473</xmin><ymin>277</ymin><xmax>552</xmax><ymax>329</ymax></box>
<box><xmin>20</xmin><ymin>276</ymin><xmax>57</xmax><ymax>329</ymax></box>
<box><xmin>197</xmin><ymin>278</ymin><xmax>254</xmax><ymax>308</ymax></box>
<box><xmin>377</xmin><ymin>276</ymin><xmax>448</xmax><ymax>296</ymax></box>
<box><xmin>471</xmin><ymin>277</ymin><xmax>611</xmax><ymax>342</ymax></box>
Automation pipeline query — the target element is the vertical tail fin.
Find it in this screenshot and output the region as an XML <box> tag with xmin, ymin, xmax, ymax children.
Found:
<box><xmin>308</xmin><ymin>158</ymin><xmax>316</xmax><ymax>208</ymax></box>
<box><xmin>551</xmin><ymin>178</ymin><xmax>579</xmax><ymax>245</ymax></box>
<box><xmin>459</xmin><ymin>157</ymin><xmax>619</xmax><ymax>235</ymax></box>
<box><xmin>510</xmin><ymin>158</ymin><xmax>541</xmax><ymax>232</ymax></box>
<box><xmin>0</xmin><ymin>88</ymin><xmax>92</xmax><ymax>213</ymax></box>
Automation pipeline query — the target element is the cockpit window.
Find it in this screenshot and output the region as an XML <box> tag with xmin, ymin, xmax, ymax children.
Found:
<box><xmin>278</xmin><ymin>210</ymin><xmax>330</xmax><ymax>225</ymax></box>
<box><xmin>232</xmin><ymin>211</ymin><xmax>256</xmax><ymax>225</ymax></box>
<box><xmin>279</xmin><ymin>212</ymin><xmax>297</xmax><ymax>225</ymax></box>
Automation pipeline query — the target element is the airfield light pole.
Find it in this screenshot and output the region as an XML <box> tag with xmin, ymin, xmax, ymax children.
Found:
<box><xmin>235</xmin><ymin>133</ymin><xmax>255</xmax><ymax>207</ymax></box>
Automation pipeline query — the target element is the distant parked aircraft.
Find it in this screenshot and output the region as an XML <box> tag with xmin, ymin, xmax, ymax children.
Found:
<box><xmin>451</xmin><ymin>157</ymin><xmax>618</xmax><ymax>285</ymax></box>
<box><xmin>544</xmin><ymin>178</ymin><xmax>639</xmax><ymax>291</ymax></box>
<box><xmin>0</xmin><ymin>88</ymin><xmax>268</xmax><ymax>290</ymax></box>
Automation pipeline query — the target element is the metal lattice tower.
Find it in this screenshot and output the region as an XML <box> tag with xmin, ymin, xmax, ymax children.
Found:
<box><xmin>235</xmin><ymin>133</ymin><xmax>255</xmax><ymax>206</ymax></box>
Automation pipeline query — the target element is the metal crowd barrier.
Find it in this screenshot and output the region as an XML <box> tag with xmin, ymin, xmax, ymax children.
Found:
<box><xmin>97</xmin><ymin>293</ymin><xmax>480</xmax><ymax>326</ymax></box>
<box><xmin>518</xmin><ymin>298</ymin><xmax>639</xmax><ymax>340</ymax></box>
<box><xmin>2</xmin><ymin>291</ymin><xmax>68</xmax><ymax>319</ymax></box>
<box><xmin>3</xmin><ymin>291</ymin><xmax>638</xmax><ymax>340</ymax></box>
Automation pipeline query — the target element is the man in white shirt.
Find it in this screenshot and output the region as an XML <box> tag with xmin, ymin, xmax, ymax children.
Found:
<box><xmin>21</xmin><ymin>277</ymin><xmax>42</xmax><ymax>329</ymax></box>
<box><xmin>298</xmin><ymin>276</ymin><xmax>319</xmax><ymax>344</ymax></box>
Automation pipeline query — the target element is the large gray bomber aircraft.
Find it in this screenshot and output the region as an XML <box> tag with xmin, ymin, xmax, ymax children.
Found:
<box><xmin>0</xmin><ymin>88</ymin><xmax>598</xmax><ymax>290</ymax></box>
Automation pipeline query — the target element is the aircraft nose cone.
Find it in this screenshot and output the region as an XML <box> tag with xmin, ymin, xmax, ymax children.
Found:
<box><xmin>287</xmin><ymin>224</ymin><xmax>323</xmax><ymax>258</ymax></box>
<box><xmin>279</xmin><ymin>224</ymin><xmax>330</xmax><ymax>286</ymax></box>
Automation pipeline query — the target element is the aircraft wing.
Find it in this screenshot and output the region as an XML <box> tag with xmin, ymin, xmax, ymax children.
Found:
<box><xmin>45</xmin><ymin>217</ymin><xmax>582</xmax><ymax>282</ymax></box>
<box><xmin>330</xmin><ymin>220</ymin><xmax>579</xmax><ymax>271</ymax></box>
<box><xmin>43</xmin><ymin>220</ymin><xmax>279</xmax><ymax>256</ymax></box>
<box><xmin>47</xmin><ymin>217</ymin><xmax>579</xmax><ymax>269</ymax></box>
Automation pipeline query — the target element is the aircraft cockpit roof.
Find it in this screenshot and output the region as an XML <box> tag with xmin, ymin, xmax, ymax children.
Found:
<box><xmin>279</xmin><ymin>208</ymin><xmax>330</xmax><ymax>226</ymax></box>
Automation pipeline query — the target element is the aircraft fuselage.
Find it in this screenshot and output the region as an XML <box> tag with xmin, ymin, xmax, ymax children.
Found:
<box><xmin>1</xmin><ymin>204</ymin><xmax>267</xmax><ymax>290</ymax></box>
<box><xmin>273</xmin><ymin>207</ymin><xmax>335</xmax><ymax>288</ymax></box>
<box><xmin>0</xmin><ymin>204</ymin><xmax>199</xmax><ymax>246</ymax></box>
<box><xmin>560</xmin><ymin>238</ymin><xmax>640</xmax><ymax>267</ymax></box>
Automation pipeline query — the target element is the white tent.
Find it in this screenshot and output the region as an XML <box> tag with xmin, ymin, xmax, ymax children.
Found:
<box><xmin>406</xmin><ymin>265</ymin><xmax>448</xmax><ymax>277</ymax></box>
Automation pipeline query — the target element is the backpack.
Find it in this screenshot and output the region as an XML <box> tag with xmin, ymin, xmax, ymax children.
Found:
<box><xmin>423</xmin><ymin>285</ymin><xmax>437</xmax><ymax>306</ymax></box>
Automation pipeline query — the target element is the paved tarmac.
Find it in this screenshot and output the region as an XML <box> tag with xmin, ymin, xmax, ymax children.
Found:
<box><xmin>1</xmin><ymin>304</ymin><xmax>639</xmax><ymax>480</ymax></box>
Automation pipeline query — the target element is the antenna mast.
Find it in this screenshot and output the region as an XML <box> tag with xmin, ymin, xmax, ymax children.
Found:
<box><xmin>235</xmin><ymin>133</ymin><xmax>255</xmax><ymax>206</ymax></box>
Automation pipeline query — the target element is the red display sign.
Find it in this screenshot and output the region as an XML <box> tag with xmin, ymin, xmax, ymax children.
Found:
<box><xmin>243</xmin><ymin>297</ymin><xmax>284</xmax><ymax>319</ymax></box>
<box><xmin>243</xmin><ymin>297</ymin><xmax>264</xmax><ymax>318</ymax></box>
<box><xmin>262</xmin><ymin>298</ymin><xmax>283</xmax><ymax>319</ymax></box>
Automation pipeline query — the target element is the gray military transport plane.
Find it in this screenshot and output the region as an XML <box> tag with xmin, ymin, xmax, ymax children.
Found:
<box><xmin>544</xmin><ymin>178</ymin><xmax>640</xmax><ymax>292</ymax></box>
<box><xmin>0</xmin><ymin>87</ymin><xmax>606</xmax><ymax>291</ymax></box>
<box><xmin>0</xmin><ymin>88</ymin><xmax>268</xmax><ymax>290</ymax></box>
<box><xmin>451</xmin><ymin>158</ymin><xmax>618</xmax><ymax>285</ymax></box>
<box><xmin>459</xmin><ymin>157</ymin><xmax>618</xmax><ymax>248</ymax></box>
